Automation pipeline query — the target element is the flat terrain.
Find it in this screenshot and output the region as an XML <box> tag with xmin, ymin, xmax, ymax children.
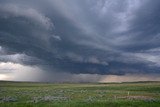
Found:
<box><xmin>0</xmin><ymin>81</ymin><xmax>160</xmax><ymax>107</ymax></box>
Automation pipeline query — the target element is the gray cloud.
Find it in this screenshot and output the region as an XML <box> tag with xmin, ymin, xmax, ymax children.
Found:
<box><xmin>0</xmin><ymin>0</ymin><xmax>160</xmax><ymax>82</ymax></box>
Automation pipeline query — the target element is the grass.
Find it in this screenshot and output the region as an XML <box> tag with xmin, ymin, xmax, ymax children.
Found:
<box><xmin>0</xmin><ymin>81</ymin><xmax>160</xmax><ymax>107</ymax></box>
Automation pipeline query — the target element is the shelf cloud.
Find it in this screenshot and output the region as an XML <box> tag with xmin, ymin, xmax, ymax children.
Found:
<box><xmin>0</xmin><ymin>0</ymin><xmax>160</xmax><ymax>82</ymax></box>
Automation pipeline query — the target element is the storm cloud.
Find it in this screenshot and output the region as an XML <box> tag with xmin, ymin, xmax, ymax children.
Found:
<box><xmin>0</xmin><ymin>0</ymin><xmax>160</xmax><ymax>82</ymax></box>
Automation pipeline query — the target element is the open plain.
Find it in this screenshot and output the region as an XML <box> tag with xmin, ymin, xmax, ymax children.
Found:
<box><xmin>0</xmin><ymin>81</ymin><xmax>160</xmax><ymax>107</ymax></box>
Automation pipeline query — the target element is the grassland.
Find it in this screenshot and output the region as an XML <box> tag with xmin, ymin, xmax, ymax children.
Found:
<box><xmin>0</xmin><ymin>81</ymin><xmax>160</xmax><ymax>107</ymax></box>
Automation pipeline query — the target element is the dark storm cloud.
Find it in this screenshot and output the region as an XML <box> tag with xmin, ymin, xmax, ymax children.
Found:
<box><xmin>0</xmin><ymin>0</ymin><xmax>160</xmax><ymax>76</ymax></box>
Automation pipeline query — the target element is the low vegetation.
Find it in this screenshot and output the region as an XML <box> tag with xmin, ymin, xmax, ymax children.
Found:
<box><xmin>0</xmin><ymin>81</ymin><xmax>160</xmax><ymax>107</ymax></box>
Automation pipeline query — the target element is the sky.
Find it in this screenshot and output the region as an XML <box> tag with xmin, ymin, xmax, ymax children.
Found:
<box><xmin>0</xmin><ymin>0</ymin><xmax>160</xmax><ymax>82</ymax></box>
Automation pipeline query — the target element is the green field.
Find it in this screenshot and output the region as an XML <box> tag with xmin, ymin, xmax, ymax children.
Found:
<box><xmin>0</xmin><ymin>81</ymin><xmax>160</xmax><ymax>107</ymax></box>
